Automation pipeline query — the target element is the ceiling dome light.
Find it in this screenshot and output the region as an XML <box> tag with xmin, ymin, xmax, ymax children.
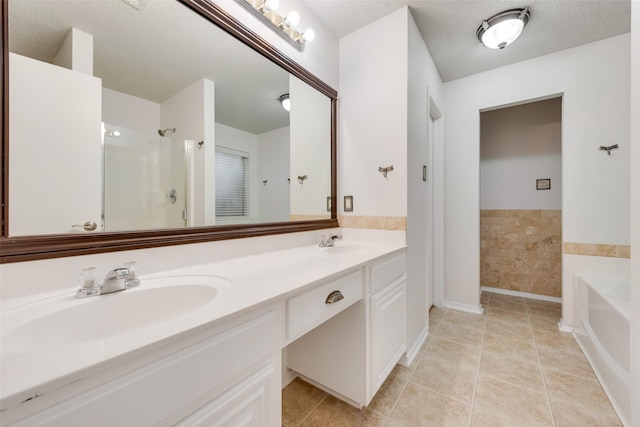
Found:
<box><xmin>477</xmin><ymin>7</ymin><xmax>530</xmax><ymax>50</ymax></box>
<box><xmin>279</xmin><ymin>94</ymin><xmax>290</xmax><ymax>111</ymax></box>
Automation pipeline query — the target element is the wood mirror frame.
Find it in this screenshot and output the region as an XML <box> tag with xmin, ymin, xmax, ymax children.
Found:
<box><xmin>0</xmin><ymin>0</ymin><xmax>338</xmax><ymax>263</ymax></box>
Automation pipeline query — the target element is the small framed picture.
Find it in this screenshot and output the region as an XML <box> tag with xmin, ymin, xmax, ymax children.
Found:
<box><xmin>536</xmin><ymin>178</ymin><xmax>551</xmax><ymax>190</ymax></box>
<box><xmin>344</xmin><ymin>195</ymin><xmax>353</xmax><ymax>212</ymax></box>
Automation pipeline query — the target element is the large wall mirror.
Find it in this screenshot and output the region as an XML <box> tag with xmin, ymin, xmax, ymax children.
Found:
<box><xmin>0</xmin><ymin>0</ymin><xmax>338</xmax><ymax>263</ymax></box>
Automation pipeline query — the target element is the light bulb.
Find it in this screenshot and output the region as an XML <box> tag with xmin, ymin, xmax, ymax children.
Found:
<box><xmin>285</xmin><ymin>11</ymin><xmax>300</xmax><ymax>26</ymax></box>
<box><xmin>263</xmin><ymin>0</ymin><xmax>279</xmax><ymax>11</ymax></box>
<box><xmin>301</xmin><ymin>28</ymin><xmax>315</xmax><ymax>42</ymax></box>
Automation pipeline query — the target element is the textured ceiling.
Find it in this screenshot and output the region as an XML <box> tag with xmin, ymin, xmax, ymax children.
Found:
<box><xmin>303</xmin><ymin>0</ymin><xmax>632</xmax><ymax>82</ymax></box>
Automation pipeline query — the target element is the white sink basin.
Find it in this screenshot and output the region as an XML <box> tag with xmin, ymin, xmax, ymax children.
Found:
<box><xmin>4</xmin><ymin>275</ymin><xmax>231</xmax><ymax>350</ymax></box>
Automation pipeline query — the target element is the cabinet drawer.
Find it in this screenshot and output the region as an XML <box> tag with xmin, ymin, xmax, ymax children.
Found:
<box><xmin>371</xmin><ymin>253</ymin><xmax>406</xmax><ymax>293</ymax></box>
<box><xmin>287</xmin><ymin>270</ymin><xmax>363</xmax><ymax>341</ymax></box>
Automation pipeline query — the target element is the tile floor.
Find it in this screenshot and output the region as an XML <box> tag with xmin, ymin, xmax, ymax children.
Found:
<box><xmin>281</xmin><ymin>292</ymin><xmax>622</xmax><ymax>426</ymax></box>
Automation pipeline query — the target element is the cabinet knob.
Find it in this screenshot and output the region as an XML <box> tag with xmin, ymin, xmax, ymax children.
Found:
<box><xmin>325</xmin><ymin>290</ymin><xmax>344</xmax><ymax>304</ymax></box>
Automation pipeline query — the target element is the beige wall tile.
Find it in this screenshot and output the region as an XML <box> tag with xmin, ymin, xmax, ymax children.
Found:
<box><xmin>481</xmin><ymin>210</ymin><xmax>561</xmax><ymax>297</ymax></box>
<box><xmin>563</xmin><ymin>242</ymin><xmax>631</xmax><ymax>258</ymax></box>
<box><xmin>338</xmin><ymin>215</ymin><xmax>407</xmax><ymax>230</ymax></box>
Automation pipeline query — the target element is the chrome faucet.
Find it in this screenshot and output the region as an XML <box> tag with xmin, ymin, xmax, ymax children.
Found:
<box><xmin>76</xmin><ymin>262</ymin><xmax>141</xmax><ymax>298</ymax></box>
<box><xmin>319</xmin><ymin>233</ymin><xmax>342</xmax><ymax>248</ymax></box>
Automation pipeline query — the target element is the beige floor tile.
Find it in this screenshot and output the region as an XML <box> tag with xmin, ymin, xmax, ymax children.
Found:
<box><xmin>488</xmin><ymin>298</ymin><xmax>527</xmax><ymax>313</ymax></box>
<box><xmin>434</xmin><ymin>321</ymin><xmax>484</xmax><ymax>347</ymax></box>
<box><xmin>282</xmin><ymin>378</ymin><xmax>327</xmax><ymax>426</ymax></box>
<box><xmin>527</xmin><ymin>305</ymin><xmax>562</xmax><ymax>318</ymax></box>
<box><xmin>489</xmin><ymin>293</ymin><xmax>526</xmax><ymax>304</ymax></box>
<box><xmin>384</xmin><ymin>420</ymin><xmax>404</xmax><ymax>427</ymax></box>
<box><xmin>367</xmin><ymin>369</ymin><xmax>409</xmax><ymax>417</ymax></box>
<box><xmin>301</xmin><ymin>396</ymin><xmax>384</xmax><ymax>427</ymax></box>
<box><xmin>486</xmin><ymin>307</ymin><xmax>530</xmax><ymax>325</ymax></box>
<box><xmin>478</xmin><ymin>351</ymin><xmax>545</xmax><ymax>394</ymax></box>
<box><xmin>533</xmin><ymin>329</ymin><xmax>583</xmax><ymax>355</ymax></box>
<box><xmin>442</xmin><ymin>310</ymin><xmax>486</xmax><ymax>331</ymax></box>
<box><xmin>550</xmin><ymin>397</ymin><xmax>623</xmax><ymax>427</ymax></box>
<box><xmin>424</xmin><ymin>337</ymin><xmax>482</xmax><ymax>371</ymax></box>
<box><xmin>470</xmin><ymin>407</ymin><xmax>519</xmax><ymax>426</ymax></box>
<box><xmin>525</xmin><ymin>299</ymin><xmax>561</xmax><ymax>309</ymax></box>
<box><xmin>543</xmin><ymin>369</ymin><xmax>619</xmax><ymax>417</ymax></box>
<box><xmin>429</xmin><ymin>306</ymin><xmax>447</xmax><ymax>321</ymax></box>
<box><xmin>474</xmin><ymin>374</ymin><xmax>553</xmax><ymax>426</ymax></box>
<box><xmin>390</xmin><ymin>382</ymin><xmax>470</xmax><ymax>427</ymax></box>
<box><xmin>482</xmin><ymin>331</ymin><xmax>537</xmax><ymax>363</ymax></box>
<box><xmin>485</xmin><ymin>316</ymin><xmax>533</xmax><ymax>340</ymax></box>
<box><xmin>411</xmin><ymin>355</ymin><xmax>477</xmax><ymax>403</ymax></box>
<box><xmin>537</xmin><ymin>346</ymin><xmax>598</xmax><ymax>380</ymax></box>
<box><xmin>529</xmin><ymin>314</ymin><xmax>561</xmax><ymax>332</ymax></box>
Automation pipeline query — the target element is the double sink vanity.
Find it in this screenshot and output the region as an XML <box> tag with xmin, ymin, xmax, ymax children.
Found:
<box><xmin>1</xmin><ymin>238</ymin><xmax>407</xmax><ymax>426</ymax></box>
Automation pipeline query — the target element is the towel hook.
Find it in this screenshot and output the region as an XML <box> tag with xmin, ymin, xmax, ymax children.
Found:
<box><xmin>378</xmin><ymin>165</ymin><xmax>394</xmax><ymax>178</ymax></box>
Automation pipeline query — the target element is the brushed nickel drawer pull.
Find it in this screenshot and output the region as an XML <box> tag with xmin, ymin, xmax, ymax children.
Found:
<box><xmin>325</xmin><ymin>290</ymin><xmax>344</xmax><ymax>304</ymax></box>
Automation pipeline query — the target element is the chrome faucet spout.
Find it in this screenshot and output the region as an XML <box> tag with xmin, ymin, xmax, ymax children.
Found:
<box><xmin>100</xmin><ymin>267</ymin><xmax>129</xmax><ymax>294</ymax></box>
<box><xmin>319</xmin><ymin>233</ymin><xmax>342</xmax><ymax>247</ymax></box>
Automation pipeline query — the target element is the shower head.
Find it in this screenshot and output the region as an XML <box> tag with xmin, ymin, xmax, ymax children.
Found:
<box><xmin>158</xmin><ymin>128</ymin><xmax>176</xmax><ymax>137</ymax></box>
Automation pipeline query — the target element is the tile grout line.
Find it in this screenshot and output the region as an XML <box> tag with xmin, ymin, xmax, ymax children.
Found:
<box><xmin>381</xmin><ymin>307</ymin><xmax>445</xmax><ymax>427</ymax></box>
<box><xmin>467</xmin><ymin>292</ymin><xmax>489</xmax><ymax>427</ymax></box>
<box><xmin>295</xmin><ymin>394</ymin><xmax>328</xmax><ymax>427</ymax></box>
<box><xmin>526</xmin><ymin>298</ymin><xmax>557</xmax><ymax>427</ymax></box>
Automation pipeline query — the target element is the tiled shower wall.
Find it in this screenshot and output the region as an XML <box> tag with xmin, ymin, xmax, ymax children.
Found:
<box><xmin>481</xmin><ymin>210</ymin><xmax>562</xmax><ymax>297</ymax></box>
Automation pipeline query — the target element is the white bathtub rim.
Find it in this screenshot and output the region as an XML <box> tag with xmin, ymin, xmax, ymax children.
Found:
<box><xmin>576</xmin><ymin>274</ymin><xmax>630</xmax><ymax>320</ymax></box>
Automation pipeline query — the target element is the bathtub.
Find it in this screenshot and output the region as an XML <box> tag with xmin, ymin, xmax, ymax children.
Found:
<box><xmin>574</xmin><ymin>274</ymin><xmax>630</xmax><ymax>426</ymax></box>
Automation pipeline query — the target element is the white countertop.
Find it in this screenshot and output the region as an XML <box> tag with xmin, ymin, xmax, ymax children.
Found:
<box><xmin>0</xmin><ymin>240</ymin><xmax>405</xmax><ymax>410</ymax></box>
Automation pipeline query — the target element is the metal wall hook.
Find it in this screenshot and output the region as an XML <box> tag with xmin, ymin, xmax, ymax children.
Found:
<box><xmin>298</xmin><ymin>175</ymin><xmax>308</xmax><ymax>184</ymax></box>
<box><xmin>197</xmin><ymin>140</ymin><xmax>204</xmax><ymax>149</ymax></box>
<box><xmin>378</xmin><ymin>165</ymin><xmax>394</xmax><ymax>178</ymax></box>
<box><xmin>599</xmin><ymin>144</ymin><xmax>619</xmax><ymax>156</ymax></box>
<box><xmin>263</xmin><ymin>180</ymin><xmax>268</xmax><ymax>185</ymax></box>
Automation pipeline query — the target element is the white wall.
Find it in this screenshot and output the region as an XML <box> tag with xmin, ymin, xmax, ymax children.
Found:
<box><xmin>102</xmin><ymin>88</ymin><xmax>159</xmax><ymax>132</ymax></box>
<box><xmin>339</xmin><ymin>8</ymin><xmax>408</xmax><ymax>218</ymax></box>
<box><xmin>9</xmin><ymin>53</ymin><xmax>102</xmax><ymax>236</ymax></box>
<box><xmin>443</xmin><ymin>34</ymin><xmax>631</xmax><ymax>309</ymax></box>
<box><xmin>406</xmin><ymin>10</ymin><xmax>444</xmax><ymax>353</ymax></box>
<box><xmin>161</xmin><ymin>79</ymin><xmax>216</xmax><ymax>226</ymax></box>
<box><xmin>480</xmin><ymin>98</ymin><xmax>562</xmax><ymax>210</ymax></box>
<box><xmin>290</xmin><ymin>75</ymin><xmax>331</xmax><ymax>217</ymax></box>
<box><xmin>257</xmin><ymin>127</ymin><xmax>291</xmax><ymax>222</ymax></box>
<box><xmin>630</xmin><ymin>1</ymin><xmax>640</xmax><ymax>423</ymax></box>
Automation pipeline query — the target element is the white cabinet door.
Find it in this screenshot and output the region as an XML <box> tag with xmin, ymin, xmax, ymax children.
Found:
<box><xmin>370</xmin><ymin>277</ymin><xmax>407</xmax><ymax>393</ymax></box>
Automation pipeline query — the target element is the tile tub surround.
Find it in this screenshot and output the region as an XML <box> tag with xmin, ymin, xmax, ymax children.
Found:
<box><xmin>481</xmin><ymin>210</ymin><xmax>562</xmax><ymax>297</ymax></box>
<box><xmin>563</xmin><ymin>242</ymin><xmax>631</xmax><ymax>258</ymax></box>
<box><xmin>282</xmin><ymin>293</ymin><xmax>622</xmax><ymax>426</ymax></box>
<box><xmin>338</xmin><ymin>216</ymin><xmax>407</xmax><ymax>231</ymax></box>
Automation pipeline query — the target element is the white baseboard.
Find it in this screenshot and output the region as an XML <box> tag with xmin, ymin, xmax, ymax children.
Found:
<box><xmin>557</xmin><ymin>318</ymin><xmax>574</xmax><ymax>333</ymax></box>
<box><xmin>443</xmin><ymin>300</ymin><xmax>485</xmax><ymax>315</ymax></box>
<box><xmin>481</xmin><ymin>286</ymin><xmax>562</xmax><ymax>303</ymax></box>
<box><xmin>399</xmin><ymin>326</ymin><xmax>429</xmax><ymax>368</ymax></box>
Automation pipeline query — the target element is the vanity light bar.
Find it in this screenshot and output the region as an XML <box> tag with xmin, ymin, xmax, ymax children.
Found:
<box><xmin>233</xmin><ymin>0</ymin><xmax>314</xmax><ymax>52</ymax></box>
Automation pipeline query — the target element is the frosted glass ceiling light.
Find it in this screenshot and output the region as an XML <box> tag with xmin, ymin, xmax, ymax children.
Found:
<box><xmin>235</xmin><ymin>0</ymin><xmax>314</xmax><ymax>51</ymax></box>
<box><xmin>477</xmin><ymin>7</ymin><xmax>530</xmax><ymax>50</ymax></box>
<box><xmin>279</xmin><ymin>94</ymin><xmax>290</xmax><ymax>112</ymax></box>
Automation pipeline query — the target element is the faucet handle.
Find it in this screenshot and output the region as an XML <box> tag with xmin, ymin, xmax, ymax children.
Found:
<box><xmin>76</xmin><ymin>267</ymin><xmax>100</xmax><ymax>297</ymax></box>
<box><xmin>124</xmin><ymin>261</ymin><xmax>141</xmax><ymax>289</ymax></box>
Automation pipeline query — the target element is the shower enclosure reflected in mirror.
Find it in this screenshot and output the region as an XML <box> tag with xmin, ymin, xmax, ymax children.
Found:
<box><xmin>0</xmin><ymin>0</ymin><xmax>337</xmax><ymax>262</ymax></box>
